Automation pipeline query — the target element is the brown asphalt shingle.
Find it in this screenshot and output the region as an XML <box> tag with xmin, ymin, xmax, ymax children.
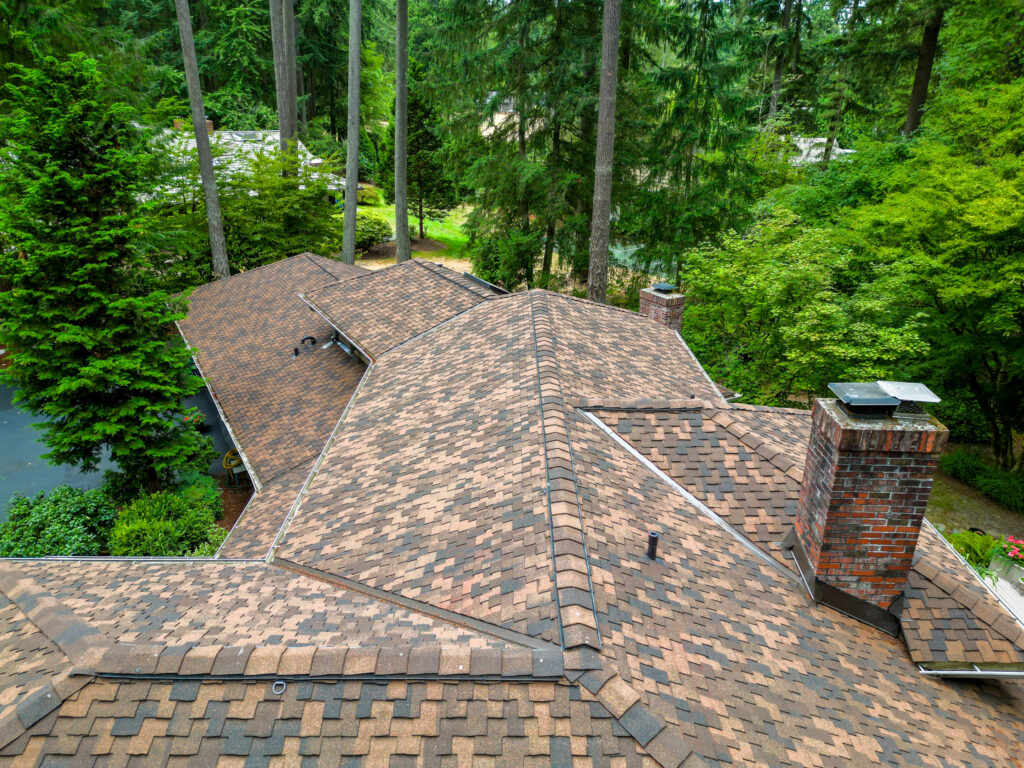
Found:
<box><xmin>569</xmin><ymin>405</ymin><xmax>1024</xmax><ymax>766</ymax></box>
<box><xmin>304</xmin><ymin>258</ymin><xmax>498</xmax><ymax>360</ymax></box>
<box><xmin>2</xmin><ymin>561</ymin><xmax>505</xmax><ymax>649</ymax></box>
<box><xmin>217</xmin><ymin>461</ymin><xmax>312</xmax><ymax>560</ymax></box>
<box><xmin>177</xmin><ymin>253</ymin><xmax>366</xmax><ymax>487</ymax></box>
<box><xmin>0</xmin><ymin>679</ymin><xmax>645</xmax><ymax>768</ymax></box>
<box><xmin>3</xmin><ymin>265</ymin><xmax>1024</xmax><ymax>766</ymax></box>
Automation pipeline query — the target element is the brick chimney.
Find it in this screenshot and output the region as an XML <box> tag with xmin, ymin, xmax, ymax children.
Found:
<box><xmin>205</xmin><ymin>119</ymin><xmax>215</xmax><ymax>134</ymax></box>
<box><xmin>788</xmin><ymin>383</ymin><xmax>948</xmax><ymax>631</ymax></box>
<box><xmin>639</xmin><ymin>283</ymin><xmax>685</xmax><ymax>331</ymax></box>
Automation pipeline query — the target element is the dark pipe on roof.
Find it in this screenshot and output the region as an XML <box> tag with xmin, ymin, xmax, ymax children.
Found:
<box><xmin>647</xmin><ymin>531</ymin><xmax>660</xmax><ymax>560</ymax></box>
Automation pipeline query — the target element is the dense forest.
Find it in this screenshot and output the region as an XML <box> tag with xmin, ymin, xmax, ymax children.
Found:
<box><xmin>1</xmin><ymin>0</ymin><xmax>1022</xmax><ymax>491</ymax></box>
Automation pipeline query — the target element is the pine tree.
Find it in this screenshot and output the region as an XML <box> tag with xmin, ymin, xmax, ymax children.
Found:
<box><xmin>0</xmin><ymin>56</ymin><xmax>205</xmax><ymax>487</ymax></box>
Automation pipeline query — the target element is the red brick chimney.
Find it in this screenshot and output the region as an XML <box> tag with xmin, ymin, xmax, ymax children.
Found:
<box><xmin>789</xmin><ymin>384</ymin><xmax>948</xmax><ymax>629</ymax></box>
<box><xmin>639</xmin><ymin>283</ymin><xmax>685</xmax><ymax>331</ymax></box>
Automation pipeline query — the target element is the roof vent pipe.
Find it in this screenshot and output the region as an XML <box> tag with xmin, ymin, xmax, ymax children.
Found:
<box><xmin>647</xmin><ymin>531</ymin><xmax>660</xmax><ymax>560</ymax></box>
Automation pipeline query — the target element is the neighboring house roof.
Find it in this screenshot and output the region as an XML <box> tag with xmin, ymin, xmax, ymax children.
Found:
<box><xmin>1</xmin><ymin>257</ymin><xmax>1022</xmax><ymax>766</ymax></box>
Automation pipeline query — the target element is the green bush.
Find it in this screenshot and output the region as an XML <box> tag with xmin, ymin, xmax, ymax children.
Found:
<box><xmin>944</xmin><ymin>529</ymin><xmax>1001</xmax><ymax>573</ymax></box>
<box><xmin>108</xmin><ymin>475</ymin><xmax>226</xmax><ymax>557</ymax></box>
<box><xmin>0</xmin><ymin>486</ymin><xmax>116</xmax><ymax>557</ymax></box>
<box><xmin>332</xmin><ymin>211</ymin><xmax>394</xmax><ymax>252</ymax></box>
<box><xmin>357</xmin><ymin>186</ymin><xmax>383</xmax><ymax>206</ymax></box>
<box><xmin>940</xmin><ymin>449</ymin><xmax>1024</xmax><ymax>513</ymax></box>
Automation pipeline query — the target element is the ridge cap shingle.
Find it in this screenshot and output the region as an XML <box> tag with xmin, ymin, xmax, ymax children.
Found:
<box><xmin>530</xmin><ymin>292</ymin><xmax>602</xmax><ymax>653</ymax></box>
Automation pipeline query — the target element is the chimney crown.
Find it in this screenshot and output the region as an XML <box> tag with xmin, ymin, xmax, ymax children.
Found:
<box><xmin>639</xmin><ymin>284</ymin><xmax>685</xmax><ymax>331</ymax></box>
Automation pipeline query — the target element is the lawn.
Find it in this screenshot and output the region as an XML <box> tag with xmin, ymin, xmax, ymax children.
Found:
<box><xmin>926</xmin><ymin>470</ymin><xmax>1024</xmax><ymax>540</ymax></box>
<box><xmin>358</xmin><ymin>199</ymin><xmax>472</xmax><ymax>267</ymax></box>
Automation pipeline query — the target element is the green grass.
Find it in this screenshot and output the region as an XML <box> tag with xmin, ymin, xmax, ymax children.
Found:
<box><xmin>361</xmin><ymin>201</ymin><xmax>470</xmax><ymax>259</ymax></box>
<box><xmin>927</xmin><ymin>470</ymin><xmax>1024</xmax><ymax>540</ymax></box>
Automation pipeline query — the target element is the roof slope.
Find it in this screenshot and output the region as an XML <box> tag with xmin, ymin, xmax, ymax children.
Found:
<box><xmin>275</xmin><ymin>292</ymin><xmax>560</xmax><ymax>640</ymax></box>
<box><xmin>567</xmin><ymin>404</ymin><xmax>1024</xmax><ymax>766</ymax></box>
<box><xmin>2</xmin><ymin>560</ymin><xmax>504</xmax><ymax>649</ymax></box>
<box><xmin>178</xmin><ymin>253</ymin><xmax>366</xmax><ymax>487</ymax></box>
<box><xmin>4</xmin><ymin>271</ymin><xmax>1024</xmax><ymax>766</ymax></box>
<box><xmin>304</xmin><ymin>259</ymin><xmax>498</xmax><ymax>360</ymax></box>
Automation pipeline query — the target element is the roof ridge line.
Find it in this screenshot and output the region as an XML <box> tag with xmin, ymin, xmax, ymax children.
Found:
<box><xmin>302</xmin><ymin>251</ymin><xmax>357</xmax><ymax>282</ymax></box>
<box><xmin>412</xmin><ymin>258</ymin><xmax>493</xmax><ymax>299</ymax></box>
<box><xmin>574</xmin><ymin>397</ymin><xmax>706</xmax><ymax>412</ymax></box>
<box><xmin>529</xmin><ymin>292</ymin><xmax>602</xmax><ymax>653</ymax></box>
<box><xmin>272</xmin><ymin>558</ymin><xmax>557</xmax><ymax>651</ymax></box>
<box><xmin>706</xmin><ymin>409</ymin><xmax>804</xmax><ymax>484</ymax></box>
<box><xmin>189</xmin><ymin>252</ymin><xmax>359</xmax><ymax>298</ymax></box>
<box><xmin>80</xmin><ymin>640</ymin><xmax>565</xmax><ymax>682</ymax></box>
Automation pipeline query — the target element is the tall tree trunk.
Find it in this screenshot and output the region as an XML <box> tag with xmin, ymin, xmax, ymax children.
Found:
<box><xmin>282</xmin><ymin>0</ymin><xmax>298</xmax><ymax>144</ymax></box>
<box><xmin>767</xmin><ymin>0</ymin><xmax>793</xmax><ymax>122</ymax></box>
<box><xmin>541</xmin><ymin>122</ymin><xmax>560</xmax><ymax>285</ymax></box>
<box><xmin>297</xmin><ymin>16</ymin><xmax>307</xmax><ymax>130</ymax></box>
<box><xmin>418</xmin><ymin>198</ymin><xmax>425</xmax><ymax>239</ymax></box>
<box><xmin>903</xmin><ymin>7</ymin><xmax>944</xmax><ymax>136</ymax></box>
<box><xmin>517</xmin><ymin>19</ymin><xmax>533</xmax><ymax>286</ymax></box>
<box><xmin>174</xmin><ymin>0</ymin><xmax>229</xmax><ymax>280</ymax></box>
<box><xmin>269</xmin><ymin>0</ymin><xmax>288</xmax><ymax>149</ymax></box>
<box><xmin>586</xmin><ymin>0</ymin><xmax>621</xmax><ymax>305</ymax></box>
<box><xmin>394</xmin><ymin>0</ymin><xmax>411</xmax><ymax>263</ymax></box>
<box><xmin>341</xmin><ymin>0</ymin><xmax>362</xmax><ymax>264</ymax></box>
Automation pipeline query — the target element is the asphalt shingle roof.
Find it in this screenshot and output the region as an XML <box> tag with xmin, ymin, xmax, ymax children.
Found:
<box><xmin>2</xmin><ymin>258</ymin><xmax>1023</xmax><ymax>766</ymax></box>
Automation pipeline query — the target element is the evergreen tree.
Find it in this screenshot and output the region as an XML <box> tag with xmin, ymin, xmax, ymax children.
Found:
<box><xmin>381</xmin><ymin>63</ymin><xmax>459</xmax><ymax>239</ymax></box>
<box><xmin>0</xmin><ymin>55</ymin><xmax>206</xmax><ymax>487</ymax></box>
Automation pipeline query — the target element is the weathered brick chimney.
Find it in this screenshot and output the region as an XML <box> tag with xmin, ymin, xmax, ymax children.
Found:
<box><xmin>788</xmin><ymin>382</ymin><xmax>948</xmax><ymax>632</ymax></box>
<box><xmin>639</xmin><ymin>283</ymin><xmax>686</xmax><ymax>330</ymax></box>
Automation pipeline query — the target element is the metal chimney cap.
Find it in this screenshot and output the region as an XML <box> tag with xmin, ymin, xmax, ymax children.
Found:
<box><xmin>828</xmin><ymin>382</ymin><xmax>899</xmax><ymax>407</ymax></box>
<box><xmin>651</xmin><ymin>282</ymin><xmax>677</xmax><ymax>293</ymax></box>
<box><xmin>876</xmin><ymin>381</ymin><xmax>941</xmax><ymax>404</ymax></box>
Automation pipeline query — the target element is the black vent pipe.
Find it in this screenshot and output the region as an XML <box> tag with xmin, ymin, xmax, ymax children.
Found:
<box><xmin>647</xmin><ymin>531</ymin><xmax>660</xmax><ymax>560</ymax></box>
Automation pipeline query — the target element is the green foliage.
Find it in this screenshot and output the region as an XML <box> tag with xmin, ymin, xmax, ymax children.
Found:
<box><xmin>342</xmin><ymin>211</ymin><xmax>394</xmax><ymax>252</ymax></box>
<box><xmin>0</xmin><ymin>55</ymin><xmax>205</xmax><ymax>484</ymax></box>
<box><xmin>0</xmin><ymin>487</ymin><xmax>116</xmax><ymax>557</ymax></box>
<box><xmin>944</xmin><ymin>529</ymin><xmax>1001</xmax><ymax>576</ymax></box>
<box><xmin>679</xmin><ymin>209</ymin><xmax>925</xmax><ymax>405</ymax></box>
<box><xmin>107</xmin><ymin>475</ymin><xmax>226</xmax><ymax>557</ymax></box>
<box><xmin>357</xmin><ymin>186</ymin><xmax>383</xmax><ymax>206</ymax></box>
<box><xmin>941</xmin><ymin>450</ymin><xmax>1024</xmax><ymax>514</ymax></box>
<box><xmin>379</xmin><ymin>61</ymin><xmax>460</xmax><ymax>238</ymax></box>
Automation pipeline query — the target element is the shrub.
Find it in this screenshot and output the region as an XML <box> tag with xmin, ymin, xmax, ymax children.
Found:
<box><xmin>357</xmin><ymin>186</ymin><xmax>383</xmax><ymax>206</ymax></box>
<box><xmin>0</xmin><ymin>486</ymin><xmax>116</xmax><ymax>557</ymax></box>
<box><xmin>108</xmin><ymin>475</ymin><xmax>226</xmax><ymax>557</ymax></box>
<box><xmin>944</xmin><ymin>529</ymin><xmax>1001</xmax><ymax>573</ymax></box>
<box><xmin>940</xmin><ymin>449</ymin><xmax>1024</xmax><ymax>513</ymax></box>
<box><xmin>330</xmin><ymin>211</ymin><xmax>394</xmax><ymax>252</ymax></box>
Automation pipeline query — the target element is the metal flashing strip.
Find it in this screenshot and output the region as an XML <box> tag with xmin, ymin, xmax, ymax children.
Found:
<box><xmin>462</xmin><ymin>271</ymin><xmax>509</xmax><ymax>294</ymax></box>
<box><xmin>674</xmin><ymin>330</ymin><xmax>731</xmax><ymax>408</ymax></box>
<box><xmin>918</xmin><ymin>665</ymin><xmax>1024</xmax><ymax>679</ymax></box>
<box><xmin>175</xmin><ymin>319</ymin><xmax>263</xmax><ymax>493</ymax></box>
<box><xmin>273</xmin><ymin>558</ymin><xmax>558</xmax><ymax>651</ymax></box>
<box><xmin>580</xmin><ymin>410</ymin><xmax>798</xmax><ymax>583</ymax></box>
<box><xmin>298</xmin><ymin>293</ymin><xmax>374</xmax><ymax>364</ymax></box>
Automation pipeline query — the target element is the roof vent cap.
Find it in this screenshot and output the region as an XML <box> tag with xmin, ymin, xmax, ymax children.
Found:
<box><xmin>651</xmin><ymin>282</ymin><xmax>677</xmax><ymax>293</ymax></box>
<box><xmin>828</xmin><ymin>381</ymin><xmax>940</xmax><ymax>421</ymax></box>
